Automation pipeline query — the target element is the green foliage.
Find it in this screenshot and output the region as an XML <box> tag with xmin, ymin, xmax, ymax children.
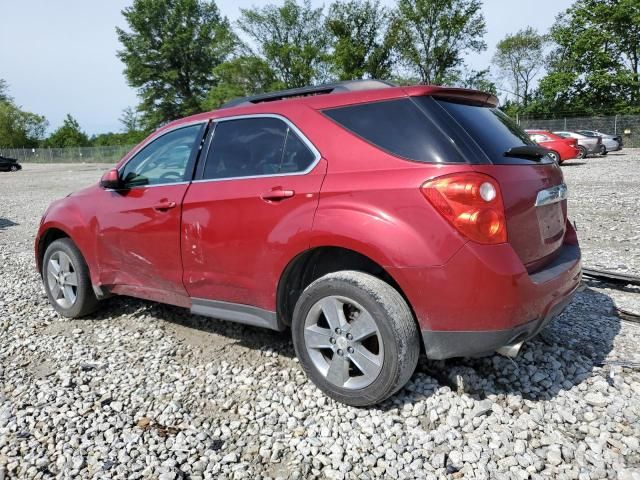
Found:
<box><xmin>45</xmin><ymin>114</ymin><xmax>90</xmax><ymax>148</ymax></box>
<box><xmin>457</xmin><ymin>69</ymin><xmax>497</xmax><ymax>95</ymax></box>
<box><xmin>0</xmin><ymin>82</ymin><xmax>48</xmax><ymax>148</ymax></box>
<box><xmin>117</xmin><ymin>0</ymin><xmax>237</xmax><ymax>129</ymax></box>
<box><xmin>493</xmin><ymin>27</ymin><xmax>547</xmax><ymax>107</ymax></box>
<box><xmin>395</xmin><ymin>0</ymin><xmax>486</xmax><ymax>85</ymax></box>
<box><xmin>204</xmin><ymin>56</ymin><xmax>283</xmax><ymax>110</ymax></box>
<box><xmin>535</xmin><ymin>0</ymin><xmax>640</xmax><ymax>115</ymax></box>
<box><xmin>0</xmin><ymin>79</ymin><xmax>12</xmax><ymax>103</ymax></box>
<box><xmin>325</xmin><ymin>0</ymin><xmax>398</xmax><ymax>80</ymax></box>
<box><xmin>237</xmin><ymin>0</ymin><xmax>330</xmax><ymax>88</ymax></box>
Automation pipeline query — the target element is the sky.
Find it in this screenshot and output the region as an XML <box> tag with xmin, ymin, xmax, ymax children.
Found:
<box><xmin>0</xmin><ymin>0</ymin><xmax>574</xmax><ymax>135</ymax></box>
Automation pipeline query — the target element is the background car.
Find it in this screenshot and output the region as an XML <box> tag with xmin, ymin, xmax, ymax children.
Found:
<box><xmin>525</xmin><ymin>129</ymin><xmax>579</xmax><ymax>163</ymax></box>
<box><xmin>553</xmin><ymin>131</ymin><xmax>602</xmax><ymax>158</ymax></box>
<box><xmin>0</xmin><ymin>155</ymin><xmax>22</xmax><ymax>172</ymax></box>
<box><xmin>576</xmin><ymin>129</ymin><xmax>622</xmax><ymax>152</ymax></box>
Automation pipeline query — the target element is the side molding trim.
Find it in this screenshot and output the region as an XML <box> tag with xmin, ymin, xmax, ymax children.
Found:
<box><xmin>190</xmin><ymin>298</ymin><xmax>285</xmax><ymax>332</ymax></box>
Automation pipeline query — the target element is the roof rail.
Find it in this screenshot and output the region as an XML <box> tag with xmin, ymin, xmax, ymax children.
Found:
<box><xmin>220</xmin><ymin>79</ymin><xmax>396</xmax><ymax>109</ymax></box>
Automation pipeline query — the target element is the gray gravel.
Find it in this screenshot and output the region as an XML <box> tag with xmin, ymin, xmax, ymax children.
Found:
<box><xmin>1</xmin><ymin>154</ymin><xmax>639</xmax><ymax>479</ymax></box>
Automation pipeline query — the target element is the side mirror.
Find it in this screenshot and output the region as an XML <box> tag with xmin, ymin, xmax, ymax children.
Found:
<box><xmin>100</xmin><ymin>168</ymin><xmax>121</xmax><ymax>189</ymax></box>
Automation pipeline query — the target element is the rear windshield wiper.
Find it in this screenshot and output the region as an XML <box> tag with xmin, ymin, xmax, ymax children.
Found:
<box><xmin>503</xmin><ymin>145</ymin><xmax>550</xmax><ymax>161</ymax></box>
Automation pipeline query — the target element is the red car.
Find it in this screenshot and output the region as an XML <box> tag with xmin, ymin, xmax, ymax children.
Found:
<box><xmin>525</xmin><ymin>129</ymin><xmax>580</xmax><ymax>163</ymax></box>
<box><xmin>36</xmin><ymin>81</ymin><xmax>581</xmax><ymax>406</ymax></box>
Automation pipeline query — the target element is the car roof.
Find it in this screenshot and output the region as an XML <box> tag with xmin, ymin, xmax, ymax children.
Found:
<box><xmin>159</xmin><ymin>81</ymin><xmax>499</xmax><ymax>134</ymax></box>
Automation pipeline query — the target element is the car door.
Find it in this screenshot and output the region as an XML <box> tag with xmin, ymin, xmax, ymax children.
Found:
<box><xmin>95</xmin><ymin>122</ymin><xmax>208</xmax><ymax>304</ymax></box>
<box><xmin>181</xmin><ymin>114</ymin><xmax>326</xmax><ymax>312</ymax></box>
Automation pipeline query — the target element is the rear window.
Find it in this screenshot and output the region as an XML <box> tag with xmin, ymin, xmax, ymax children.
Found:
<box><xmin>323</xmin><ymin>98</ymin><xmax>467</xmax><ymax>164</ymax></box>
<box><xmin>432</xmin><ymin>99</ymin><xmax>552</xmax><ymax>165</ymax></box>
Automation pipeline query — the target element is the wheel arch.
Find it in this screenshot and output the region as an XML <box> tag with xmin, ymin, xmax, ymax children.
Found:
<box><xmin>276</xmin><ymin>245</ymin><xmax>416</xmax><ymax>330</ymax></box>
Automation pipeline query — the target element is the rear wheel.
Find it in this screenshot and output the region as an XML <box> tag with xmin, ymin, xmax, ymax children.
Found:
<box><xmin>548</xmin><ymin>150</ymin><xmax>561</xmax><ymax>163</ymax></box>
<box><xmin>43</xmin><ymin>238</ymin><xmax>98</xmax><ymax>318</ymax></box>
<box><xmin>576</xmin><ymin>145</ymin><xmax>587</xmax><ymax>159</ymax></box>
<box><xmin>9</xmin><ymin>164</ymin><xmax>19</xmax><ymax>172</ymax></box>
<box><xmin>292</xmin><ymin>271</ymin><xmax>420</xmax><ymax>406</ymax></box>
<box><xmin>599</xmin><ymin>145</ymin><xmax>607</xmax><ymax>155</ymax></box>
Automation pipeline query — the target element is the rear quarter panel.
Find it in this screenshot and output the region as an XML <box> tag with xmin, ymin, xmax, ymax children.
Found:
<box><xmin>302</xmin><ymin>110</ymin><xmax>470</xmax><ymax>268</ymax></box>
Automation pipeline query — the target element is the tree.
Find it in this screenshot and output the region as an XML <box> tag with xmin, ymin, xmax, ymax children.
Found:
<box><xmin>493</xmin><ymin>28</ymin><xmax>547</xmax><ymax>107</ymax></box>
<box><xmin>0</xmin><ymin>101</ymin><xmax>48</xmax><ymax>147</ymax></box>
<box><xmin>204</xmin><ymin>56</ymin><xmax>283</xmax><ymax>109</ymax></box>
<box><xmin>395</xmin><ymin>0</ymin><xmax>486</xmax><ymax>85</ymax></box>
<box><xmin>0</xmin><ymin>79</ymin><xmax>11</xmax><ymax>103</ymax></box>
<box><xmin>46</xmin><ymin>115</ymin><xmax>89</xmax><ymax>148</ymax></box>
<box><xmin>325</xmin><ymin>0</ymin><xmax>398</xmax><ymax>80</ymax></box>
<box><xmin>536</xmin><ymin>0</ymin><xmax>640</xmax><ymax>114</ymax></box>
<box><xmin>457</xmin><ymin>68</ymin><xmax>497</xmax><ymax>94</ymax></box>
<box><xmin>117</xmin><ymin>0</ymin><xmax>237</xmax><ymax>129</ymax></box>
<box><xmin>237</xmin><ymin>0</ymin><xmax>330</xmax><ymax>88</ymax></box>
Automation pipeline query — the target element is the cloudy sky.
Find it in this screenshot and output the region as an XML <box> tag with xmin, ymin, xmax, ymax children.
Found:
<box><xmin>0</xmin><ymin>0</ymin><xmax>573</xmax><ymax>135</ymax></box>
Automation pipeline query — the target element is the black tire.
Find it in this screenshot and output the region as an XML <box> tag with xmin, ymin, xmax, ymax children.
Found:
<box><xmin>576</xmin><ymin>145</ymin><xmax>587</xmax><ymax>159</ymax></box>
<box><xmin>599</xmin><ymin>145</ymin><xmax>607</xmax><ymax>155</ymax></box>
<box><xmin>9</xmin><ymin>164</ymin><xmax>19</xmax><ymax>172</ymax></box>
<box><xmin>42</xmin><ymin>238</ymin><xmax>99</xmax><ymax>318</ymax></box>
<box><xmin>292</xmin><ymin>271</ymin><xmax>420</xmax><ymax>406</ymax></box>
<box><xmin>548</xmin><ymin>150</ymin><xmax>561</xmax><ymax>163</ymax></box>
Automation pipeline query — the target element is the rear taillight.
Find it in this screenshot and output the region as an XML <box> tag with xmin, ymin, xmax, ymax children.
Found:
<box><xmin>421</xmin><ymin>172</ymin><xmax>507</xmax><ymax>244</ymax></box>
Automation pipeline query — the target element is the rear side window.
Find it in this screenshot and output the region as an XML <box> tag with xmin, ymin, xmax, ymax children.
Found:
<box><xmin>323</xmin><ymin>99</ymin><xmax>467</xmax><ymax>164</ymax></box>
<box><xmin>203</xmin><ymin>117</ymin><xmax>316</xmax><ymax>180</ymax></box>
<box><xmin>431</xmin><ymin>99</ymin><xmax>552</xmax><ymax>165</ymax></box>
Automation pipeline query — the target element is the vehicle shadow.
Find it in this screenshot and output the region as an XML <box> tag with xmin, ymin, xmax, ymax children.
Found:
<box><xmin>400</xmin><ymin>285</ymin><xmax>621</xmax><ymax>406</ymax></box>
<box><xmin>561</xmin><ymin>162</ymin><xmax>587</xmax><ymax>167</ymax></box>
<box><xmin>91</xmin><ymin>295</ymin><xmax>296</xmax><ymax>359</ymax></box>
<box><xmin>87</xmin><ymin>284</ymin><xmax>620</xmax><ymax>407</ymax></box>
<box><xmin>0</xmin><ymin>218</ymin><xmax>19</xmax><ymax>231</ymax></box>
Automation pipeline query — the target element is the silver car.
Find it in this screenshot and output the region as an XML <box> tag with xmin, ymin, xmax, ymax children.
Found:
<box><xmin>576</xmin><ymin>130</ymin><xmax>621</xmax><ymax>152</ymax></box>
<box><xmin>553</xmin><ymin>131</ymin><xmax>602</xmax><ymax>158</ymax></box>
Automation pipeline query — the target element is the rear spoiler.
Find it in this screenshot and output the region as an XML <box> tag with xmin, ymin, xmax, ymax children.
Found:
<box><xmin>406</xmin><ymin>86</ymin><xmax>499</xmax><ymax>108</ymax></box>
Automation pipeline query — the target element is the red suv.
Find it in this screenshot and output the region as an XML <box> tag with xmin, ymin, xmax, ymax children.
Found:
<box><xmin>36</xmin><ymin>81</ymin><xmax>581</xmax><ymax>406</ymax></box>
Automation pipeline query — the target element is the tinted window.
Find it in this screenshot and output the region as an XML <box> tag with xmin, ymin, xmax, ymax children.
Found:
<box><xmin>203</xmin><ymin>117</ymin><xmax>316</xmax><ymax>179</ymax></box>
<box><xmin>121</xmin><ymin>124</ymin><xmax>202</xmax><ymax>186</ymax></box>
<box><xmin>432</xmin><ymin>99</ymin><xmax>551</xmax><ymax>165</ymax></box>
<box><xmin>323</xmin><ymin>99</ymin><xmax>466</xmax><ymax>163</ymax></box>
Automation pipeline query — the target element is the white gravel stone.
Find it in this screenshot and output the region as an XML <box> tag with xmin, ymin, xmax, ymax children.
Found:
<box><xmin>0</xmin><ymin>154</ymin><xmax>639</xmax><ymax>478</ymax></box>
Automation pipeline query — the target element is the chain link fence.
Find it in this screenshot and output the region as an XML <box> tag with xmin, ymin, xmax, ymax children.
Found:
<box><xmin>519</xmin><ymin>114</ymin><xmax>640</xmax><ymax>147</ymax></box>
<box><xmin>0</xmin><ymin>145</ymin><xmax>134</xmax><ymax>163</ymax></box>
<box><xmin>1</xmin><ymin>114</ymin><xmax>638</xmax><ymax>162</ymax></box>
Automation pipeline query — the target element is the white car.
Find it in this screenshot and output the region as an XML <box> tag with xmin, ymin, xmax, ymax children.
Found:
<box><xmin>553</xmin><ymin>131</ymin><xmax>602</xmax><ymax>158</ymax></box>
<box><xmin>576</xmin><ymin>130</ymin><xmax>622</xmax><ymax>152</ymax></box>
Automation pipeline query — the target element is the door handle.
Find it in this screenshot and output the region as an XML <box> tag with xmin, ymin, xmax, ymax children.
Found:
<box><xmin>261</xmin><ymin>188</ymin><xmax>295</xmax><ymax>202</ymax></box>
<box><xmin>153</xmin><ymin>201</ymin><xmax>177</xmax><ymax>211</ymax></box>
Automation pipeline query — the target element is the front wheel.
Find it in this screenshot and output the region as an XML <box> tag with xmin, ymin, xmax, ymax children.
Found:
<box><xmin>9</xmin><ymin>164</ymin><xmax>19</xmax><ymax>172</ymax></box>
<box><xmin>43</xmin><ymin>238</ymin><xmax>99</xmax><ymax>318</ymax></box>
<box><xmin>292</xmin><ymin>271</ymin><xmax>420</xmax><ymax>406</ymax></box>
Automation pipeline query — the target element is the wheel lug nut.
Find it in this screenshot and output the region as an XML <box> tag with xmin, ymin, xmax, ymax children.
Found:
<box><xmin>337</xmin><ymin>349</ymin><xmax>344</xmax><ymax>356</ymax></box>
<box><xmin>347</xmin><ymin>347</ymin><xmax>354</xmax><ymax>354</ymax></box>
<box><xmin>335</xmin><ymin>328</ymin><xmax>342</xmax><ymax>335</ymax></box>
<box><xmin>346</xmin><ymin>333</ymin><xmax>353</xmax><ymax>340</ymax></box>
<box><xmin>330</xmin><ymin>337</ymin><xmax>336</xmax><ymax>344</ymax></box>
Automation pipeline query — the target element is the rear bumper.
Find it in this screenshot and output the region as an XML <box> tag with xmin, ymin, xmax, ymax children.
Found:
<box><xmin>389</xmin><ymin>242</ymin><xmax>582</xmax><ymax>359</ymax></box>
<box><xmin>421</xmin><ymin>286</ymin><xmax>576</xmax><ymax>359</ymax></box>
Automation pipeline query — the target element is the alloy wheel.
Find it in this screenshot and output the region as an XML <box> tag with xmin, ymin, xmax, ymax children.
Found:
<box><xmin>46</xmin><ymin>251</ymin><xmax>78</xmax><ymax>309</ymax></box>
<box><xmin>303</xmin><ymin>295</ymin><xmax>384</xmax><ymax>390</ymax></box>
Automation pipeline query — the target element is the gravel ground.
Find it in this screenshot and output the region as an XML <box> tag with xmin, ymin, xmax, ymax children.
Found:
<box><xmin>0</xmin><ymin>153</ymin><xmax>639</xmax><ymax>479</ymax></box>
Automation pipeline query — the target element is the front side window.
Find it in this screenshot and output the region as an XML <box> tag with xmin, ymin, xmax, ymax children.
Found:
<box><xmin>202</xmin><ymin>117</ymin><xmax>316</xmax><ymax>180</ymax></box>
<box><xmin>120</xmin><ymin>124</ymin><xmax>202</xmax><ymax>187</ymax></box>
